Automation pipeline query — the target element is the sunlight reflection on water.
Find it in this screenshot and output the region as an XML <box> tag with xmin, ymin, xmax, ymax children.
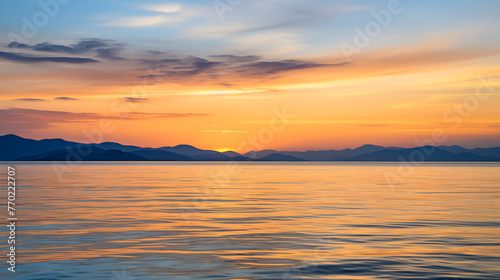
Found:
<box><xmin>1</xmin><ymin>162</ymin><xmax>499</xmax><ymax>279</ymax></box>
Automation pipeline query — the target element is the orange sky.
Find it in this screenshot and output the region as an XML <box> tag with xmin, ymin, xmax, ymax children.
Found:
<box><xmin>0</xmin><ymin>0</ymin><xmax>499</xmax><ymax>151</ymax></box>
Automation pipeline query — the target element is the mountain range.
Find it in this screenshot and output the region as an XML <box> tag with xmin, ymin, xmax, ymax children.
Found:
<box><xmin>1</xmin><ymin>134</ymin><xmax>499</xmax><ymax>162</ymax></box>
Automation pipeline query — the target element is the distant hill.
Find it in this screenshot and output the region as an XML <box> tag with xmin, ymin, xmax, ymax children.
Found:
<box><xmin>0</xmin><ymin>134</ymin><xmax>83</xmax><ymax>161</ymax></box>
<box><xmin>280</xmin><ymin>144</ymin><xmax>396</xmax><ymax>161</ymax></box>
<box><xmin>468</xmin><ymin>147</ymin><xmax>500</xmax><ymax>158</ymax></box>
<box><xmin>160</xmin><ymin>145</ymin><xmax>219</xmax><ymax>156</ymax></box>
<box><xmin>93</xmin><ymin>142</ymin><xmax>145</xmax><ymax>152</ymax></box>
<box><xmin>346</xmin><ymin>147</ymin><xmax>499</xmax><ymax>161</ymax></box>
<box><xmin>17</xmin><ymin>147</ymin><xmax>146</xmax><ymax>161</ymax></box>
<box><xmin>222</xmin><ymin>151</ymin><xmax>243</xmax><ymax>157</ymax></box>
<box><xmin>436</xmin><ymin>145</ymin><xmax>471</xmax><ymax>154</ymax></box>
<box><xmin>243</xmin><ymin>149</ymin><xmax>280</xmax><ymax>159</ymax></box>
<box><xmin>2</xmin><ymin>134</ymin><xmax>500</xmax><ymax>162</ymax></box>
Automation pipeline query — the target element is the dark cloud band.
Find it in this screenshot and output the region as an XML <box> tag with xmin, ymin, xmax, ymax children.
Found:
<box><xmin>0</xmin><ymin>51</ymin><xmax>98</xmax><ymax>64</ymax></box>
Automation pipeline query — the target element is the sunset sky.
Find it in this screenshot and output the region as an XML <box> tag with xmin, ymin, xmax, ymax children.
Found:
<box><xmin>0</xmin><ymin>0</ymin><xmax>499</xmax><ymax>151</ymax></box>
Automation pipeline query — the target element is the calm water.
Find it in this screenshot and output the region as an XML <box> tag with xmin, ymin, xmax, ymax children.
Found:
<box><xmin>1</xmin><ymin>162</ymin><xmax>499</xmax><ymax>279</ymax></box>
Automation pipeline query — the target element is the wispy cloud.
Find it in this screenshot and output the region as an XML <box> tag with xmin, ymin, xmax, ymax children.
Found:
<box><xmin>209</xmin><ymin>55</ymin><xmax>261</xmax><ymax>63</ymax></box>
<box><xmin>140</xmin><ymin>55</ymin><xmax>335</xmax><ymax>81</ymax></box>
<box><xmin>336</xmin><ymin>5</ymin><xmax>373</xmax><ymax>13</ymax></box>
<box><xmin>7</xmin><ymin>39</ymin><xmax>125</xmax><ymax>60</ymax></box>
<box><xmin>0</xmin><ymin>108</ymin><xmax>208</xmax><ymax>133</ymax></box>
<box><xmin>0</xmin><ymin>108</ymin><xmax>104</xmax><ymax>132</ymax></box>
<box><xmin>0</xmin><ymin>51</ymin><xmax>98</xmax><ymax>64</ymax></box>
<box><xmin>100</xmin><ymin>2</ymin><xmax>207</xmax><ymax>28</ymax></box>
<box><xmin>103</xmin><ymin>15</ymin><xmax>167</xmax><ymax>27</ymax></box>
<box><xmin>2</xmin><ymin>37</ymin><xmax>496</xmax><ymax>99</ymax></box>
<box><xmin>126</xmin><ymin>112</ymin><xmax>207</xmax><ymax>119</ymax></box>
<box><xmin>13</xmin><ymin>98</ymin><xmax>47</xmax><ymax>102</ymax></box>
<box><xmin>54</xmin><ymin>97</ymin><xmax>79</xmax><ymax>101</ymax></box>
<box><xmin>123</xmin><ymin>97</ymin><xmax>149</xmax><ymax>103</ymax></box>
<box><xmin>239</xmin><ymin>59</ymin><xmax>340</xmax><ymax>75</ymax></box>
<box><xmin>142</xmin><ymin>3</ymin><xmax>181</xmax><ymax>13</ymax></box>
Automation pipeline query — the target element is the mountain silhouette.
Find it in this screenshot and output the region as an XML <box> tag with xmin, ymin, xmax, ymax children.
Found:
<box><xmin>222</xmin><ymin>151</ymin><xmax>244</xmax><ymax>157</ymax></box>
<box><xmin>468</xmin><ymin>147</ymin><xmax>500</xmax><ymax>158</ymax></box>
<box><xmin>1</xmin><ymin>134</ymin><xmax>499</xmax><ymax>162</ymax></box>
<box><xmin>346</xmin><ymin>146</ymin><xmax>497</xmax><ymax>161</ymax></box>
<box><xmin>16</xmin><ymin>147</ymin><xmax>146</xmax><ymax>161</ymax></box>
<box><xmin>160</xmin><ymin>145</ymin><xmax>221</xmax><ymax>156</ymax></box>
<box><xmin>257</xmin><ymin>153</ymin><xmax>308</xmax><ymax>161</ymax></box>
<box><xmin>243</xmin><ymin>149</ymin><xmax>280</xmax><ymax>159</ymax></box>
<box><xmin>279</xmin><ymin>144</ymin><xmax>395</xmax><ymax>161</ymax></box>
<box><xmin>0</xmin><ymin>134</ymin><xmax>82</xmax><ymax>161</ymax></box>
<box><xmin>94</xmin><ymin>142</ymin><xmax>145</xmax><ymax>152</ymax></box>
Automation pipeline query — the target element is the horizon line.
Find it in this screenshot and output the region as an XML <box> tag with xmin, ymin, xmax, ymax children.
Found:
<box><xmin>2</xmin><ymin>134</ymin><xmax>499</xmax><ymax>153</ymax></box>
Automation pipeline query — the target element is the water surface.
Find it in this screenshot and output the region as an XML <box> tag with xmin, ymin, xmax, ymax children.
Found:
<box><xmin>1</xmin><ymin>162</ymin><xmax>499</xmax><ymax>279</ymax></box>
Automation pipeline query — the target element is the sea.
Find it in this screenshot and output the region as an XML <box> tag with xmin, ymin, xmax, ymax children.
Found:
<box><xmin>1</xmin><ymin>162</ymin><xmax>499</xmax><ymax>279</ymax></box>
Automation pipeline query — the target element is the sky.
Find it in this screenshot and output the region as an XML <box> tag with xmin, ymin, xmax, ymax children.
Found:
<box><xmin>0</xmin><ymin>0</ymin><xmax>499</xmax><ymax>151</ymax></box>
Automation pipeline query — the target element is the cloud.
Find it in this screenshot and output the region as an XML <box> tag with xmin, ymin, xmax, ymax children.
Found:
<box><xmin>147</xmin><ymin>50</ymin><xmax>166</xmax><ymax>55</ymax></box>
<box><xmin>0</xmin><ymin>108</ymin><xmax>208</xmax><ymax>133</ymax></box>
<box><xmin>337</xmin><ymin>5</ymin><xmax>372</xmax><ymax>12</ymax></box>
<box><xmin>95</xmin><ymin>47</ymin><xmax>125</xmax><ymax>60</ymax></box>
<box><xmin>104</xmin><ymin>15</ymin><xmax>167</xmax><ymax>27</ymax></box>
<box><xmin>187</xmin><ymin>1</ymin><xmax>367</xmax><ymax>37</ymax></box>
<box><xmin>13</xmin><ymin>98</ymin><xmax>47</xmax><ymax>102</ymax></box>
<box><xmin>5</xmin><ymin>36</ymin><xmax>490</xmax><ymax>98</ymax></box>
<box><xmin>101</xmin><ymin>2</ymin><xmax>203</xmax><ymax>28</ymax></box>
<box><xmin>227</xmin><ymin>31</ymin><xmax>307</xmax><ymax>56</ymax></box>
<box><xmin>2</xmin><ymin>38</ymin><xmax>340</xmax><ymax>88</ymax></box>
<box><xmin>123</xmin><ymin>97</ymin><xmax>149</xmax><ymax>103</ymax></box>
<box><xmin>7</xmin><ymin>42</ymin><xmax>30</xmax><ymax>49</ymax></box>
<box><xmin>141</xmin><ymin>56</ymin><xmax>221</xmax><ymax>78</ymax></box>
<box><xmin>54</xmin><ymin>97</ymin><xmax>79</xmax><ymax>101</ymax></box>
<box><xmin>142</xmin><ymin>3</ymin><xmax>181</xmax><ymax>13</ymax></box>
<box><xmin>183</xmin><ymin>0</ymin><xmax>367</xmax><ymax>51</ymax></box>
<box><xmin>240</xmin><ymin>14</ymin><xmax>321</xmax><ymax>33</ymax></box>
<box><xmin>125</xmin><ymin>112</ymin><xmax>207</xmax><ymax>119</ymax></box>
<box><xmin>210</xmin><ymin>55</ymin><xmax>261</xmax><ymax>63</ymax></box>
<box><xmin>167</xmin><ymin>56</ymin><xmax>220</xmax><ymax>76</ymax></box>
<box><xmin>0</xmin><ymin>108</ymin><xmax>104</xmax><ymax>132</ymax></box>
<box><xmin>7</xmin><ymin>39</ymin><xmax>125</xmax><ymax>60</ymax></box>
<box><xmin>240</xmin><ymin>59</ymin><xmax>339</xmax><ymax>75</ymax></box>
<box><xmin>185</xmin><ymin>24</ymin><xmax>246</xmax><ymax>39</ymax></box>
<box><xmin>32</xmin><ymin>42</ymin><xmax>78</xmax><ymax>53</ymax></box>
<box><xmin>202</xmin><ymin>130</ymin><xmax>248</xmax><ymax>134</ymax></box>
<box><xmin>0</xmin><ymin>51</ymin><xmax>99</xmax><ymax>64</ymax></box>
<box><xmin>140</xmin><ymin>54</ymin><xmax>337</xmax><ymax>81</ymax></box>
